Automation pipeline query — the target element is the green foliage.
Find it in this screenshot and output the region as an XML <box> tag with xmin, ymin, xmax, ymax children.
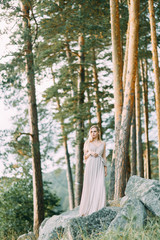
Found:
<box><xmin>43</xmin><ymin>169</ymin><xmax>69</xmax><ymax>211</ymax></box>
<box><xmin>0</xmin><ymin>178</ymin><xmax>33</xmax><ymax>239</ymax></box>
<box><xmin>0</xmin><ymin>176</ymin><xmax>61</xmax><ymax>239</ymax></box>
<box><xmin>0</xmin><ymin>0</ymin><xmax>115</xmax><ymax>160</ymax></box>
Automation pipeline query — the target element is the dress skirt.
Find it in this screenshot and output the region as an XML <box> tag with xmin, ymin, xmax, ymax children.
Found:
<box><xmin>79</xmin><ymin>154</ymin><xmax>106</xmax><ymax>216</ymax></box>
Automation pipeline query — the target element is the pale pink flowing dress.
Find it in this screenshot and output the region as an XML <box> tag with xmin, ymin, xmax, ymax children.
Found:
<box><xmin>79</xmin><ymin>141</ymin><xmax>106</xmax><ymax>216</ymax></box>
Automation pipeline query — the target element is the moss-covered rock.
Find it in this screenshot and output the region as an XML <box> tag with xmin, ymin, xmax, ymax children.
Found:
<box><xmin>63</xmin><ymin>207</ymin><xmax>119</xmax><ymax>240</ymax></box>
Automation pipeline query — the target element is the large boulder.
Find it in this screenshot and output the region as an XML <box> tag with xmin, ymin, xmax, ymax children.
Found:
<box><xmin>125</xmin><ymin>176</ymin><xmax>160</xmax><ymax>216</ymax></box>
<box><xmin>107</xmin><ymin>199</ymin><xmax>147</xmax><ymax>232</ymax></box>
<box><xmin>63</xmin><ymin>207</ymin><xmax>119</xmax><ymax>240</ymax></box>
<box><xmin>120</xmin><ymin>195</ymin><xmax>129</xmax><ymax>207</ymax></box>
<box><xmin>38</xmin><ymin>207</ymin><xmax>79</xmax><ymax>240</ymax></box>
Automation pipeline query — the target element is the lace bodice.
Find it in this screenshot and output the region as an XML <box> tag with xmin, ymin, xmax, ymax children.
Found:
<box><xmin>89</xmin><ymin>141</ymin><xmax>105</xmax><ymax>157</ymax></box>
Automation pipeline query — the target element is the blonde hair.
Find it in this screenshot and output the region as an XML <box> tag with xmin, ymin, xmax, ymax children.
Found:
<box><xmin>87</xmin><ymin>125</ymin><xmax>101</xmax><ymax>142</ymax></box>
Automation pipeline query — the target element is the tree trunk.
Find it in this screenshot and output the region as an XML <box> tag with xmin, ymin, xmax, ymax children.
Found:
<box><xmin>126</xmin><ymin>155</ymin><xmax>131</xmax><ymax>183</ymax></box>
<box><xmin>92</xmin><ymin>47</ymin><xmax>102</xmax><ymax>138</ymax></box>
<box><xmin>108</xmin><ymin>153</ymin><xmax>115</xmax><ymax>200</ymax></box>
<box><xmin>51</xmin><ymin>69</ymin><xmax>75</xmax><ymax>210</ymax></box>
<box><xmin>135</xmin><ymin>69</ymin><xmax>144</xmax><ymax>177</ymax></box>
<box><xmin>115</xmin><ymin>0</ymin><xmax>140</xmax><ymax>199</ymax></box>
<box><xmin>122</xmin><ymin>21</ymin><xmax>130</xmax><ymax>90</ymax></box>
<box><xmin>130</xmin><ymin>101</ymin><xmax>136</xmax><ymax>175</ymax></box>
<box><xmin>85</xmin><ymin>69</ymin><xmax>92</xmax><ymax>126</ymax></box>
<box><xmin>20</xmin><ymin>1</ymin><xmax>44</xmax><ymax>237</ymax></box>
<box><xmin>75</xmin><ymin>34</ymin><xmax>85</xmax><ymax>206</ymax></box>
<box><xmin>148</xmin><ymin>0</ymin><xmax>160</xmax><ymax>179</ymax></box>
<box><xmin>63</xmin><ymin>137</ymin><xmax>75</xmax><ymax>209</ymax></box>
<box><xmin>140</xmin><ymin>59</ymin><xmax>151</xmax><ymax>179</ymax></box>
<box><xmin>108</xmin><ymin>0</ymin><xmax>123</xmax><ymax>200</ymax></box>
<box><xmin>65</xmin><ymin>38</ymin><xmax>76</xmax><ymax>97</ymax></box>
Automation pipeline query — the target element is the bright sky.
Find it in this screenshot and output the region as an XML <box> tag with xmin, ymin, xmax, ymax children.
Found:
<box><xmin>0</xmin><ymin>101</ymin><xmax>12</xmax><ymax>176</ymax></box>
<box><xmin>0</xmin><ymin>101</ymin><xmax>12</xmax><ymax>130</ymax></box>
<box><xmin>0</xmin><ymin>18</ymin><xmax>13</xmax><ymax>129</ymax></box>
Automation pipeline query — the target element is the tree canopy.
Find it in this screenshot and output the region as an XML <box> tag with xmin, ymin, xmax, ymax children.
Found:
<box><xmin>0</xmin><ymin>0</ymin><xmax>160</xmax><ymax>237</ymax></box>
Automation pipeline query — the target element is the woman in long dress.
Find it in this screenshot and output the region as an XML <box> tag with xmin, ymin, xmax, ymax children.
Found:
<box><xmin>79</xmin><ymin>125</ymin><xmax>107</xmax><ymax>216</ymax></box>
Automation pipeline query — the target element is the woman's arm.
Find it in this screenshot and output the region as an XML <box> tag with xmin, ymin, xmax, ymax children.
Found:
<box><xmin>103</xmin><ymin>142</ymin><xmax>107</xmax><ymax>176</ymax></box>
<box><xmin>102</xmin><ymin>142</ymin><xmax>107</xmax><ymax>163</ymax></box>
<box><xmin>83</xmin><ymin>141</ymin><xmax>95</xmax><ymax>162</ymax></box>
<box><xmin>84</xmin><ymin>151</ymin><xmax>91</xmax><ymax>161</ymax></box>
<box><xmin>84</xmin><ymin>141</ymin><xmax>90</xmax><ymax>162</ymax></box>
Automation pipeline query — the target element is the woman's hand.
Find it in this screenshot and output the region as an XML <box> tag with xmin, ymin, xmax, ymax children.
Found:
<box><xmin>104</xmin><ymin>166</ymin><xmax>107</xmax><ymax>177</ymax></box>
<box><xmin>84</xmin><ymin>151</ymin><xmax>98</xmax><ymax>161</ymax></box>
<box><xmin>90</xmin><ymin>151</ymin><xmax>98</xmax><ymax>157</ymax></box>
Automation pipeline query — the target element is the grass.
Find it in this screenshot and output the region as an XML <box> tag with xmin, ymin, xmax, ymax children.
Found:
<box><xmin>82</xmin><ymin>216</ymin><xmax>160</xmax><ymax>240</ymax></box>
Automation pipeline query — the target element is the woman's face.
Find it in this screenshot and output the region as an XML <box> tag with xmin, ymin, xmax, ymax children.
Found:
<box><xmin>90</xmin><ymin>127</ymin><xmax>99</xmax><ymax>140</ymax></box>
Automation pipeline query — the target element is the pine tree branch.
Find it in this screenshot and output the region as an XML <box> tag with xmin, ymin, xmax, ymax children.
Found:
<box><xmin>63</xmin><ymin>43</ymin><xmax>80</xmax><ymax>57</ymax></box>
<box><xmin>15</xmin><ymin>132</ymin><xmax>33</xmax><ymax>141</ymax></box>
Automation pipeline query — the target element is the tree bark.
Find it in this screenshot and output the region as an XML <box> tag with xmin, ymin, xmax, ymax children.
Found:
<box><xmin>65</xmin><ymin>37</ymin><xmax>76</xmax><ymax>97</ymax></box>
<box><xmin>135</xmin><ymin>69</ymin><xmax>144</xmax><ymax>177</ymax></box>
<box><xmin>126</xmin><ymin>155</ymin><xmax>131</xmax><ymax>183</ymax></box>
<box><xmin>20</xmin><ymin>1</ymin><xmax>44</xmax><ymax>237</ymax></box>
<box><xmin>108</xmin><ymin>0</ymin><xmax>123</xmax><ymax>200</ymax></box>
<box><xmin>51</xmin><ymin>69</ymin><xmax>75</xmax><ymax>210</ymax></box>
<box><xmin>92</xmin><ymin>47</ymin><xmax>102</xmax><ymax>138</ymax></box>
<box><xmin>130</xmin><ymin>101</ymin><xmax>136</xmax><ymax>175</ymax></box>
<box><xmin>63</xmin><ymin>136</ymin><xmax>75</xmax><ymax>209</ymax></box>
<box><xmin>140</xmin><ymin>59</ymin><xmax>151</xmax><ymax>179</ymax></box>
<box><xmin>122</xmin><ymin>21</ymin><xmax>130</xmax><ymax>90</ymax></box>
<box><xmin>85</xmin><ymin>69</ymin><xmax>92</xmax><ymax>126</ymax></box>
<box><xmin>148</xmin><ymin>0</ymin><xmax>160</xmax><ymax>179</ymax></box>
<box><xmin>75</xmin><ymin>33</ymin><xmax>85</xmax><ymax>206</ymax></box>
<box><xmin>115</xmin><ymin>0</ymin><xmax>140</xmax><ymax>199</ymax></box>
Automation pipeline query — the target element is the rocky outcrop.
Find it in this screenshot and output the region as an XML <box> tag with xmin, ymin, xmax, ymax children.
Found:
<box><xmin>18</xmin><ymin>176</ymin><xmax>160</xmax><ymax>240</ymax></box>
<box><xmin>38</xmin><ymin>206</ymin><xmax>119</xmax><ymax>240</ymax></box>
<box><xmin>63</xmin><ymin>207</ymin><xmax>119</xmax><ymax>240</ymax></box>
<box><xmin>38</xmin><ymin>207</ymin><xmax>79</xmax><ymax>240</ymax></box>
